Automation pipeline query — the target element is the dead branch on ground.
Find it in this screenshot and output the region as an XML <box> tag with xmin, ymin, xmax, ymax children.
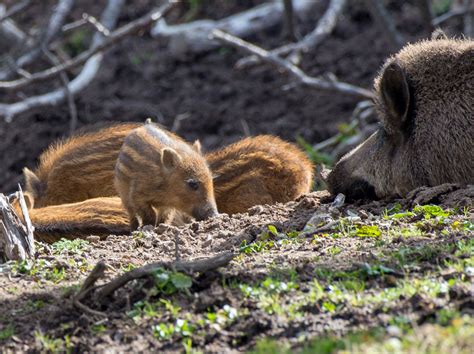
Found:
<box><xmin>0</xmin><ymin>0</ymin><xmax>32</xmax><ymax>24</ymax></box>
<box><xmin>0</xmin><ymin>0</ymin><xmax>75</xmax><ymax>81</ymax></box>
<box><xmin>0</xmin><ymin>0</ymin><xmax>179</xmax><ymax>122</ymax></box>
<box><xmin>237</xmin><ymin>0</ymin><xmax>347</xmax><ymax>68</ymax></box>
<box><xmin>0</xmin><ymin>4</ymin><xmax>31</xmax><ymax>50</ymax></box>
<box><xmin>210</xmin><ymin>29</ymin><xmax>375</xmax><ymax>100</ymax></box>
<box><xmin>96</xmin><ymin>252</ymin><xmax>235</xmax><ymax>301</ymax></box>
<box><xmin>43</xmin><ymin>48</ymin><xmax>78</xmax><ymax>133</ymax></box>
<box><xmin>62</xmin><ymin>13</ymin><xmax>111</xmax><ymax>36</ymax></box>
<box><xmin>73</xmin><ymin>252</ymin><xmax>236</xmax><ymax>315</ymax></box>
<box><xmin>151</xmin><ymin>0</ymin><xmax>315</xmax><ymax>57</ymax></box>
<box><xmin>73</xmin><ymin>261</ymin><xmax>108</xmax><ymax>317</ymax></box>
<box><xmin>0</xmin><ymin>185</ymin><xmax>35</xmax><ymax>261</ymax></box>
<box><xmin>0</xmin><ymin>1</ymin><xmax>178</xmax><ymax>91</ymax></box>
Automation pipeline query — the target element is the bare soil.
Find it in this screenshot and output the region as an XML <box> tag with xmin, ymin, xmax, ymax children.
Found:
<box><xmin>1</xmin><ymin>186</ymin><xmax>473</xmax><ymax>352</ymax></box>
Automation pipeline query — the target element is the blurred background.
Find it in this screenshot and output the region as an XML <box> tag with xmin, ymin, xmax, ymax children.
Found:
<box><xmin>0</xmin><ymin>0</ymin><xmax>472</xmax><ymax>192</ymax></box>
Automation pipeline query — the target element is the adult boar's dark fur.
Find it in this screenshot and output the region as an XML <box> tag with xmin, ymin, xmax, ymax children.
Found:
<box><xmin>328</xmin><ymin>38</ymin><xmax>473</xmax><ymax>200</ymax></box>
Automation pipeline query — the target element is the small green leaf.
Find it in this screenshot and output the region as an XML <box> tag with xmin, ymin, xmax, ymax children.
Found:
<box><xmin>355</xmin><ymin>225</ymin><xmax>381</xmax><ymax>238</ymax></box>
<box><xmin>171</xmin><ymin>272</ymin><xmax>192</xmax><ymax>290</ymax></box>
<box><xmin>267</xmin><ymin>225</ymin><xmax>278</xmax><ymax>236</ymax></box>
<box><xmin>323</xmin><ymin>301</ymin><xmax>336</xmax><ymax>312</ymax></box>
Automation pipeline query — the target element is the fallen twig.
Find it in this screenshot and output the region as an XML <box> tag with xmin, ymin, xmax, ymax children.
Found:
<box><xmin>0</xmin><ymin>5</ymin><xmax>31</xmax><ymax>48</ymax></box>
<box><xmin>0</xmin><ymin>0</ymin><xmax>75</xmax><ymax>81</ymax></box>
<box><xmin>42</xmin><ymin>48</ymin><xmax>78</xmax><ymax>134</ymax></box>
<box><xmin>0</xmin><ymin>1</ymin><xmax>178</xmax><ymax>91</ymax></box>
<box><xmin>95</xmin><ymin>251</ymin><xmax>236</xmax><ymax>302</ymax></box>
<box><xmin>0</xmin><ymin>0</ymin><xmax>124</xmax><ymax>121</ymax></box>
<box><xmin>211</xmin><ymin>29</ymin><xmax>375</xmax><ymax>100</ymax></box>
<box><xmin>151</xmin><ymin>0</ymin><xmax>315</xmax><ymax>57</ymax></box>
<box><xmin>300</xmin><ymin>193</ymin><xmax>346</xmax><ymax>238</ymax></box>
<box><xmin>0</xmin><ymin>0</ymin><xmax>179</xmax><ymax>121</ymax></box>
<box><xmin>237</xmin><ymin>0</ymin><xmax>347</xmax><ymax>68</ymax></box>
<box><xmin>62</xmin><ymin>13</ymin><xmax>111</xmax><ymax>36</ymax></box>
<box><xmin>0</xmin><ymin>0</ymin><xmax>32</xmax><ymax>24</ymax></box>
<box><xmin>73</xmin><ymin>261</ymin><xmax>108</xmax><ymax>317</ymax></box>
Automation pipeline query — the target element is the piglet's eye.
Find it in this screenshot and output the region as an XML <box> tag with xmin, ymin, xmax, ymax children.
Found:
<box><xmin>186</xmin><ymin>179</ymin><xmax>199</xmax><ymax>191</ymax></box>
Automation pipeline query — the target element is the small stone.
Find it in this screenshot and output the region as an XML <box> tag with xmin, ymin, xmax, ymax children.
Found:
<box><xmin>86</xmin><ymin>235</ymin><xmax>101</xmax><ymax>243</ymax></box>
<box><xmin>386</xmin><ymin>325</ymin><xmax>402</xmax><ymax>338</ymax></box>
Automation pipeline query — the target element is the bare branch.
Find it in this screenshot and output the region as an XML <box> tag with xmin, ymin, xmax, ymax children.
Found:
<box><xmin>43</xmin><ymin>0</ymin><xmax>76</xmax><ymax>45</ymax></box>
<box><xmin>363</xmin><ymin>0</ymin><xmax>404</xmax><ymax>49</ymax></box>
<box><xmin>0</xmin><ymin>5</ymin><xmax>30</xmax><ymax>47</ymax></box>
<box><xmin>73</xmin><ymin>261</ymin><xmax>108</xmax><ymax>317</ymax></box>
<box><xmin>237</xmin><ymin>0</ymin><xmax>347</xmax><ymax>68</ymax></box>
<box><xmin>42</xmin><ymin>48</ymin><xmax>78</xmax><ymax>134</ymax></box>
<box><xmin>0</xmin><ymin>0</ymin><xmax>125</xmax><ymax>121</ymax></box>
<box><xmin>432</xmin><ymin>5</ymin><xmax>473</xmax><ymax>26</ymax></box>
<box><xmin>151</xmin><ymin>0</ymin><xmax>315</xmax><ymax>57</ymax></box>
<box><xmin>62</xmin><ymin>13</ymin><xmax>111</xmax><ymax>36</ymax></box>
<box><xmin>0</xmin><ymin>0</ymin><xmax>32</xmax><ymax>24</ymax></box>
<box><xmin>0</xmin><ymin>0</ymin><xmax>179</xmax><ymax>121</ymax></box>
<box><xmin>0</xmin><ymin>1</ymin><xmax>178</xmax><ymax>91</ymax></box>
<box><xmin>0</xmin><ymin>0</ymin><xmax>75</xmax><ymax>81</ymax></box>
<box><xmin>95</xmin><ymin>252</ymin><xmax>236</xmax><ymax>302</ymax></box>
<box><xmin>211</xmin><ymin>29</ymin><xmax>375</xmax><ymax>100</ymax></box>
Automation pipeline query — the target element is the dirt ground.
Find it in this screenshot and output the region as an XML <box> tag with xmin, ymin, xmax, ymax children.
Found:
<box><xmin>0</xmin><ymin>186</ymin><xmax>473</xmax><ymax>352</ymax></box>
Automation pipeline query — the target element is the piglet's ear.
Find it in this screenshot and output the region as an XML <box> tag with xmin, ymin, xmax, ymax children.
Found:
<box><xmin>192</xmin><ymin>140</ymin><xmax>202</xmax><ymax>154</ymax></box>
<box><xmin>161</xmin><ymin>148</ymin><xmax>181</xmax><ymax>170</ymax></box>
<box><xmin>380</xmin><ymin>60</ymin><xmax>411</xmax><ymax>134</ymax></box>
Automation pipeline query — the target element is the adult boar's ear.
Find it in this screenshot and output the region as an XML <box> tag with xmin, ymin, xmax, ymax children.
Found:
<box><xmin>161</xmin><ymin>148</ymin><xmax>181</xmax><ymax>171</ymax></box>
<box><xmin>380</xmin><ymin>60</ymin><xmax>411</xmax><ymax>135</ymax></box>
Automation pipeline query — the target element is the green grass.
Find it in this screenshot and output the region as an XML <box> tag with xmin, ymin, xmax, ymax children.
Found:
<box><xmin>51</xmin><ymin>238</ymin><xmax>89</xmax><ymax>255</ymax></box>
<box><xmin>12</xmin><ymin>259</ymin><xmax>67</xmax><ymax>283</ymax></box>
<box><xmin>249</xmin><ymin>316</ymin><xmax>474</xmax><ymax>354</ymax></box>
<box><xmin>34</xmin><ymin>331</ymin><xmax>72</xmax><ymax>352</ymax></box>
<box><xmin>0</xmin><ymin>325</ymin><xmax>14</xmax><ymax>341</ymax></box>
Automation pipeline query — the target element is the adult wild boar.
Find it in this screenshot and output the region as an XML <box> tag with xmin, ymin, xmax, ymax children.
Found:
<box><xmin>327</xmin><ymin>37</ymin><xmax>473</xmax><ymax>200</ymax></box>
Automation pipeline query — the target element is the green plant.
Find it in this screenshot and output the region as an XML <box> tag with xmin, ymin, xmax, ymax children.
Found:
<box><xmin>153</xmin><ymin>323</ymin><xmax>175</xmax><ymax>340</ymax></box>
<box><xmin>0</xmin><ymin>325</ymin><xmax>14</xmax><ymax>341</ymax></box>
<box><xmin>354</xmin><ymin>225</ymin><xmax>381</xmax><ymax>238</ymax></box>
<box><xmin>296</xmin><ymin>136</ymin><xmax>333</xmax><ymax>166</ymax></box>
<box><xmin>34</xmin><ymin>331</ymin><xmax>71</xmax><ymax>352</ymax></box>
<box><xmin>149</xmin><ymin>268</ymin><xmax>192</xmax><ymax>296</ymax></box>
<box><xmin>51</xmin><ymin>238</ymin><xmax>89</xmax><ymax>255</ymax></box>
<box><xmin>413</xmin><ymin>205</ymin><xmax>452</xmax><ymax>219</ymax></box>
